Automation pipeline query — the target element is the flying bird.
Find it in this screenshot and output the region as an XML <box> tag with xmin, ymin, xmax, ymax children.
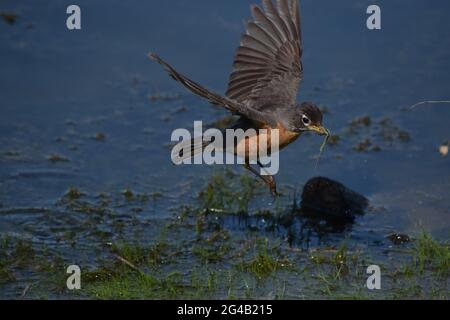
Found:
<box><xmin>149</xmin><ymin>0</ymin><xmax>329</xmax><ymax>196</ymax></box>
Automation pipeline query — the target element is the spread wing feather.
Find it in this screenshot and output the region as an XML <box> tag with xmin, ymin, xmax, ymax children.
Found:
<box><xmin>226</xmin><ymin>0</ymin><xmax>303</xmax><ymax>110</ymax></box>
<box><xmin>149</xmin><ymin>0</ymin><xmax>303</xmax><ymax>128</ymax></box>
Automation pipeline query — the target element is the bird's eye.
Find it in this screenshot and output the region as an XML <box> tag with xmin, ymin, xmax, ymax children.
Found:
<box><xmin>302</xmin><ymin>115</ymin><xmax>311</xmax><ymax>126</ymax></box>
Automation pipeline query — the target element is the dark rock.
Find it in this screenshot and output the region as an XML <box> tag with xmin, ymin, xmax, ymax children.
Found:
<box><xmin>300</xmin><ymin>177</ymin><xmax>369</xmax><ymax>222</ymax></box>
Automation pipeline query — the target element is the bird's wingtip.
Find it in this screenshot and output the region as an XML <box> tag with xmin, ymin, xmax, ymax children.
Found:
<box><xmin>147</xmin><ymin>52</ymin><xmax>158</xmax><ymax>60</ymax></box>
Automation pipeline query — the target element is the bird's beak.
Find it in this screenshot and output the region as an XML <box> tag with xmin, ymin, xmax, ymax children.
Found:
<box><xmin>309</xmin><ymin>125</ymin><xmax>330</xmax><ymax>137</ymax></box>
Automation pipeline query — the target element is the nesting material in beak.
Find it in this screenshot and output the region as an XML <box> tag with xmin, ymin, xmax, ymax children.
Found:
<box><xmin>309</xmin><ymin>125</ymin><xmax>329</xmax><ymax>136</ymax></box>
<box><xmin>319</xmin><ymin>127</ymin><xmax>330</xmax><ymax>153</ymax></box>
<box><xmin>308</xmin><ymin>125</ymin><xmax>330</xmax><ymax>152</ymax></box>
<box><xmin>312</xmin><ymin>126</ymin><xmax>330</xmax><ymax>170</ymax></box>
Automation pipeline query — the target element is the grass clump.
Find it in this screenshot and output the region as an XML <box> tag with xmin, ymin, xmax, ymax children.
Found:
<box><xmin>413</xmin><ymin>233</ymin><xmax>449</xmax><ymax>277</ymax></box>
<box><xmin>198</xmin><ymin>169</ymin><xmax>259</xmax><ymax>214</ymax></box>
<box><xmin>0</xmin><ymin>237</ymin><xmax>16</xmax><ymax>284</ymax></box>
<box><xmin>111</xmin><ymin>241</ymin><xmax>171</xmax><ymax>267</ymax></box>
<box><xmin>331</xmin><ymin>244</ymin><xmax>350</xmax><ymax>278</ymax></box>
<box><xmin>0</xmin><ymin>238</ymin><xmax>37</xmax><ymax>271</ymax></box>
<box><xmin>189</xmin><ymin>269</ymin><xmax>219</xmax><ymax>298</ymax></box>
<box><xmin>63</xmin><ymin>187</ymin><xmax>85</xmax><ymax>201</ymax></box>
<box><xmin>193</xmin><ymin>243</ymin><xmax>230</xmax><ymax>264</ymax></box>
<box><xmin>238</xmin><ymin>239</ymin><xmax>291</xmax><ymax>279</ymax></box>
<box><xmin>87</xmin><ymin>268</ymin><xmax>223</xmax><ymax>300</ymax></box>
<box><xmin>112</xmin><ymin>242</ymin><xmax>148</xmax><ymax>266</ymax></box>
<box><xmin>0</xmin><ymin>236</ymin><xmax>69</xmax><ymax>294</ymax></box>
<box><xmin>87</xmin><ymin>271</ymin><xmax>186</xmax><ymax>299</ymax></box>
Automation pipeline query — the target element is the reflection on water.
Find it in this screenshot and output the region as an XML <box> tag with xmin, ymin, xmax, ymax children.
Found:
<box><xmin>214</xmin><ymin>209</ymin><xmax>356</xmax><ymax>250</ymax></box>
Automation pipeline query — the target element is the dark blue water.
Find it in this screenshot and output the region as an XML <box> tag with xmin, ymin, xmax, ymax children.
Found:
<box><xmin>0</xmin><ymin>0</ymin><xmax>449</xmax><ymax>298</ymax></box>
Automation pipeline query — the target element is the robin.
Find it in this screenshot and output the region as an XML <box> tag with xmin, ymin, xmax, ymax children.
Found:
<box><xmin>149</xmin><ymin>0</ymin><xmax>329</xmax><ymax>196</ymax></box>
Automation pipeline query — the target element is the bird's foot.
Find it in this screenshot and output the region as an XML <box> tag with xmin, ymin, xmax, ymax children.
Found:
<box><xmin>267</xmin><ymin>176</ymin><xmax>281</xmax><ymax>197</ymax></box>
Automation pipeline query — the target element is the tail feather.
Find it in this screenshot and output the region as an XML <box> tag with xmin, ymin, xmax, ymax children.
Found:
<box><xmin>149</xmin><ymin>53</ymin><xmax>241</xmax><ymax>114</ymax></box>
<box><xmin>171</xmin><ymin>136</ymin><xmax>213</xmax><ymax>165</ymax></box>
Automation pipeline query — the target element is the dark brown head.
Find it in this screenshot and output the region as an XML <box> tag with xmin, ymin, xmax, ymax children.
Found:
<box><xmin>291</xmin><ymin>102</ymin><xmax>328</xmax><ymax>136</ymax></box>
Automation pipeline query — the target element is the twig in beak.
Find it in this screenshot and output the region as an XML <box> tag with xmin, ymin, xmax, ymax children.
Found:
<box><xmin>315</xmin><ymin>128</ymin><xmax>330</xmax><ymax>170</ymax></box>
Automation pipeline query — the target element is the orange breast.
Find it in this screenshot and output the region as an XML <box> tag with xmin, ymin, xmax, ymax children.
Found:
<box><xmin>233</xmin><ymin>123</ymin><xmax>300</xmax><ymax>161</ymax></box>
<box><xmin>276</xmin><ymin>123</ymin><xmax>301</xmax><ymax>150</ymax></box>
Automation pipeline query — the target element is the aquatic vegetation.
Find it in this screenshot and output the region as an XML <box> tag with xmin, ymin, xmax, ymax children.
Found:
<box><xmin>67</xmin><ymin>200</ymin><xmax>110</xmax><ymax>215</ymax></box>
<box><xmin>193</xmin><ymin>243</ymin><xmax>231</xmax><ymax>264</ymax></box>
<box><xmin>87</xmin><ymin>271</ymin><xmax>186</xmax><ymax>299</ymax></box>
<box><xmin>93</xmin><ymin>132</ymin><xmax>106</xmax><ymax>141</ymax></box>
<box><xmin>111</xmin><ymin>241</ymin><xmax>173</xmax><ymax>267</ymax></box>
<box><xmin>378</xmin><ymin>118</ymin><xmax>411</xmax><ymax>143</ymax></box>
<box><xmin>190</xmin><ymin>269</ymin><xmax>218</xmax><ymax>297</ymax></box>
<box><xmin>237</xmin><ymin>239</ymin><xmax>291</xmax><ymax>280</ymax></box>
<box><xmin>0</xmin><ymin>264</ymin><xmax>16</xmax><ymax>285</ymax></box>
<box><xmin>83</xmin><ymin>267</ymin><xmax>117</xmax><ymax>284</ymax></box>
<box><xmin>62</xmin><ymin>187</ymin><xmax>85</xmax><ymax>202</ymax></box>
<box><xmin>347</xmin><ymin>116</ymin><xmax>372</xmax><ymax>135</ymax></box>
<box><xmin>340</xmin><ymin>115</ymin><xmax>411</xmax><ymax>154</ymax></box>
<box><xmin>331</xmin><ymin>244</ymin><xmax>349</xmax><ymax>278</ymax></box>
<box><xmin>121</xmin><ymin>188</ymin><xmax>152</xmax><ymax>203</ymax></box>
<box><xmin>412</xmin><ymin>233</ymin><xmax>449</xmax><ymax>277</ymax></box>
<box><xmin>354</xmin><ymin>138</ymin><xmax>374</xmax><ymax>152</ymax></box>
<box><xmin>198</xmin><ymin>169</ymin><xmax>260</xmax><ymax>214</ymax></box>
<box><xmin>310</xmin><ymin>244</ymin><xmax>352</xmax><ymax>278</ymax></box>
<box><xmin>0</xmin><ymin>238</ymin><xmax>16</xmax><ymax>284</ymax></box>
<box><xmin>111</xmin><ymin>242</ymin><xmax>148</xmax><ymax>266</ymax></box>
<box><xmin>0</xmin><ymin>226</ymin><xmax>448</xmax><ymax>299</ymax></box>
<box><xmin>47</xmin><ymin>154</ymin><xmax>70</xmax><ymax>163</ymax></box>
<box><xmin>0</xmin><ymin>236</ymin><xmax>67</xmax><ymax>294</ymax></box>
<box><xmin>0</xmin><ymin>0</ymin><xmax>449</xmax><ymax>302</ymax></box>
<box><xmin>122</xmin><ymin>188</ymin><xmax>134</xmax><ymax>201</ymax></box>
<box><xmin>206</xmin><ymin>230</ymin><xmax>230</xmax><ymax>243</ymax></box>
<box><xmin>397</xmin><ymin>131</ymin><xmax>411</xmax><ymax>142</ymax></box>
<box><xmin>0</xmin><ymin>12</ymin><xmax>18</xmax><ymax>25</ymax></box>
<box><xmin>327</xmin><ymin>134</ymin><xmax>340</xmax><ymax>146</ymax></box>
<box><xmin>0</xmin><ymin>155</ymin><xmax>447</xmax><ymax>300</ymax></box>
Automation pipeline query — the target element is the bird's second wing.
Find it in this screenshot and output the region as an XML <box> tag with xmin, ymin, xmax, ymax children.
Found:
<box><xmin>226</xmin><ymin>0</ymin><xmax>303</xmax><ymax>111</ymax></box>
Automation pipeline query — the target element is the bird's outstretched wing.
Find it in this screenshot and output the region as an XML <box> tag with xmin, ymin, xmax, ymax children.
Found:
<box><xmin>149</xmin><ymin>53</ymin><xmax>277</xmax><ymax>125</ymax></box>
<box><xmin>149</xmin><ymin>53</ymin><xmax>240</xmax><ymax>114</ymax></box>
<box><xmin>226</xmin><ymin>0</ymin><xmax>303</xmax><ymax>111</ymax></box>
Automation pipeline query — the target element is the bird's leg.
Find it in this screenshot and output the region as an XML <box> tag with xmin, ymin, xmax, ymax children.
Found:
<box><xmin>257</xmin><ymin>160</ymin><xmax>280</xmax><ymax>196</ymax></box>
<box><xmin>243</xmin><ymin>162</ymin><xmax>279</xmax><ymax>197</ymax></box>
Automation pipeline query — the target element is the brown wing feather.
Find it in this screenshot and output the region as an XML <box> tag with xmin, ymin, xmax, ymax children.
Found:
<box><xmin>149</xmin><ymin>53</ymin><xmax>279</xmax><ymax>127</ymax></box>
<box><xmin>226</xmin><ymin>0</ymin><xmax>303</xmax><ymax>110</ymax></box>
